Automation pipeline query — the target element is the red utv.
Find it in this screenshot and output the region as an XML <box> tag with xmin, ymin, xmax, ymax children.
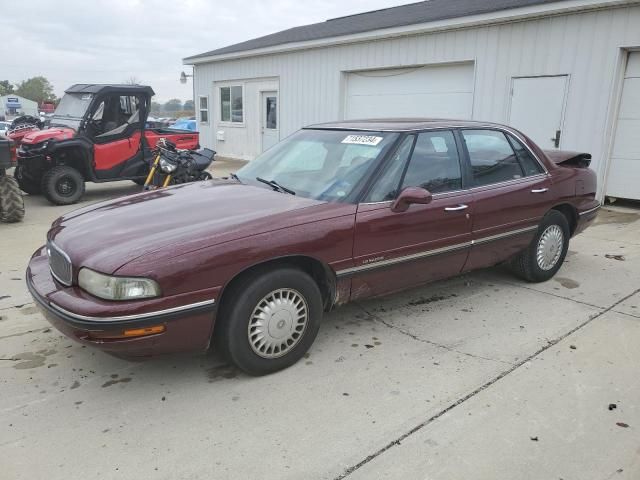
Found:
<box><xmin>11</xmin><ymin>84</ymin><xmax>199</xmax><ymax>205</ymax></box>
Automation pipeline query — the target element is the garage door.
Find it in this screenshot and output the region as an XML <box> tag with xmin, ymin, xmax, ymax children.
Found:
<box><xmin>607</xmin><ymin>52</ymin><xmax>640</xmax><ymax>200</ymax></box>
<box><xmin>344</xmin><ymin>63</ymin><xmax>474</xmax><ymax>120</ymax></box>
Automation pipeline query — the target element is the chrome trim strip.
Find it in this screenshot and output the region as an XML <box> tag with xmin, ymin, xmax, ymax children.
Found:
<box><xmin>49</xmin><ymin>298</ymin><xmax>216</xmax><ymax>323</ymax></box>
<box><xmin>579</xmin><ymin>204</ymin><xmax>601</xmax><ymax>216</ymax></box>
<box><xmin>337</xmin><ymin>241</ymin><xmax>473</xmax><ymax>276</ymax></box>
<box><xmin>336</xmin><ymin>225</ymin><xmax>538</xmax><ymax>277</ymax></box>
<box><xmin>472</xmin><ymin>225</ymin><xmax>538</xmax><ymax>246</ymax></box>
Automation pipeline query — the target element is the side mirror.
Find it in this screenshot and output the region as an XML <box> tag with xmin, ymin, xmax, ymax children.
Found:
<box><xmin>391</xmin><ymin>187</ymin><xmax>433</xmax><ymax>212</ymax></box>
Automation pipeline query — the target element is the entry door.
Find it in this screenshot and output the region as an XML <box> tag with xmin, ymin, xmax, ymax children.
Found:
<box><xmin>261</xmin><ymin>91</ymin><xmax>279</xmax><ymax>152</ymax></box>
<box><xmin>508</xmin><ymin>76</ymin><xmax>568</xmax><ymax>149</ymax></box>
<box><xmin>607</xmin><ymin>52</ymin><xmax>640</xmax><ymax>200</ymax></box>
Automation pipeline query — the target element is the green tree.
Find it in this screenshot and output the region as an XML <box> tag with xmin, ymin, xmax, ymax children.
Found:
<box><xmin>0</xmin><ymin>80</ymin><xmax>14</xmax><ymax>96</ymax></box>
<box><xmin>163</xmin><ymin>99</ymin><xmax>182</xmax><ymax>113</ymax></box>
<box><xmin>15</xmin><ymin>76</ymin><xmax>56</xmax><ymax>104</ymax></box>
<box><xmin>183</xmin><ymin>99</ymin><xmax>194</xmax><ymax>111</ymax></box>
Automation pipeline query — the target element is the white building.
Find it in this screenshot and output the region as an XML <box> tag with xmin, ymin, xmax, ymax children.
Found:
<box><xmin>184</xmin><ymin>0</ymin><xmax>640</xmax><ymax>201</ymax></box>
<box><xmin>0</xmin><ymin>95</ymin><xmax>38</xmax><ymax>119</ymax></box>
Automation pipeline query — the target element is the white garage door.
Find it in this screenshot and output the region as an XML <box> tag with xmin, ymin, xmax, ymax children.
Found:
<box><xmin>345</xmin><ymin>63</ymin><xmax>474</xmax><ymax>120</ymax></box>
<box><xmin>607</xmin><ymin>52</ymin><xmax>640</xmax><ymax>200</ymax></box>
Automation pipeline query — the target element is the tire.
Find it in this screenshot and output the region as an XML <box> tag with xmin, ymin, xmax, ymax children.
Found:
<box><xmin>41</xmin><ymin>166</ymin><xmax>85</xmax><ymax>205</ymax></box>
<box><xmin>509</xmin><ymin>210</ymin><xmax>570</xmax><ymax>283</ymax></box>
<box><xmin>0</xmin><ymin>176</ymin><xmax>25</xmax><ymax>223</ymax></box>
<box><xmin>14</xmin><ymin>165</ymin><xmax>41</xmax><ymax>195</ymax></box>
<box><xmin>216</xmin><ymin>267</ymin><xmax>323</xmax><ymax>376</ymax></box>
<box><xmin>198</xmin><ymin>171</ymin><xmax>213</xmax><ymax>181</ymax></box>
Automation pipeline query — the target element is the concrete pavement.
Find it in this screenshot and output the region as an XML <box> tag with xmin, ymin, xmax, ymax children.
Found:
<box><xmin>1</xmin><ymin>174</ymin><xmax>638</xmax><ymax>479</ymax></box>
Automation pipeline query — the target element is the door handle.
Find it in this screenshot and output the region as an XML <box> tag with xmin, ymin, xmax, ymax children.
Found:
<box><xmin>550</xmin><ymin>130</ymin><xmax>561</xmax><ymax>148</ymax></box>
<box><xmin>531</xmin><ymin>188</ymin><xmax>549</xmax><ymax>193</ymax></box>
<box><xmin>444</xmin><ymin>204</ymin><xmax>469</xmax><ymax>212</ymax></box>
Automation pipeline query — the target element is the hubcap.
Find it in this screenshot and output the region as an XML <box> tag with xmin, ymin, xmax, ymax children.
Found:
<box><xmin>56</xmin><ymin>177</ymin><xmax>75</xmax><ymax>196</ymax></box>
<box><xmin>536</xmin><ymin>224</ymin><xmax>564</xmax><ymax>270</ymax></box>
<box><xmin>248</xmin><ymin>288</ymin><xmax>308</xmax><ymax>359</ymax></box>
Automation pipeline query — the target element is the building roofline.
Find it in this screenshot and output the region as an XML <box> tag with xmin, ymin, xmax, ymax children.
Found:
<box><xmin>183</xmin><ymin>0</ymin><xmax>634</xmax><ymax>65</ymax></box>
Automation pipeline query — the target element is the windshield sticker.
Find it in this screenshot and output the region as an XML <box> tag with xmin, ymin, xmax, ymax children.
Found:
<box><xmin>341</xmin><ymin>135</ymin><xmax>383</xmax><ymax>146</ymax></box>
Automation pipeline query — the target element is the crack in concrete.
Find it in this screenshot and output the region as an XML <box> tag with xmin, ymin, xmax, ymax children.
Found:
<box><xmin>0</xmin><ymin>328</ymin><xmax>48</xmax><ymax>341</ymax></box>
<box><xmin>337</xmin><ymin>288</ymin><xmax>640</xmax><ymax>479</ymax></box>
<box><xmin>0</xmin><ymin>302</ymin><xmax>34</xmax><ymax>312</ymax></box>
<box><xmin>354</xmin><ymin>303</ymin><xmax>514</xmax><ymax>366</ymax></box>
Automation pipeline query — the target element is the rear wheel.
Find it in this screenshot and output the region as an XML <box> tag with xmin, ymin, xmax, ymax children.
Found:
<box><xmin>509</xmin><ymin>210</ymin><xmax>570</xmax><ymax>282</ymax></box>
<box><xmin>42</xmin><ymin>166</ymin><xmax>85</xmax><ymax>205</ymax></box>
<box><xmin>198</xmin><ymin>171</ymin><xmax>213</xmax><ymax>181</ymax></box>
<box><xmin>14</xmin><ymin>165</ymin><xmax>41</xmax><ymax>195</ymax></box>
<box><xmin>216</xmin><ymin>267</ymin><xmax>323</xmax><ymax>376</ymax></box>
<box><xmin>0</xmin><ymin>175</ymin><xmax>25</xmax><ymax>223</ymax></box>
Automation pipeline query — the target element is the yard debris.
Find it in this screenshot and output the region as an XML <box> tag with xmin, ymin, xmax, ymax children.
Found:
<box><xmin>608</xmin><ymin>403</ymin><xmax>617</xmax><ymax>411</ymax></box>
<box><xmin>616</xmin><ymin>422</ymin><xmax>629</xmax><ymax>428</ymax></box>
<box><xmin>570</xmin><ymin>345</ymin><xmax>577</xmax><ymax>350</ymax></box>
<box><xmin>530</xmin><ymin>436</ymin><xmax>539</xmax><ymax>441</ymax></box>
<box><xmin>605</xmin><ymin>254</ymin><xmax>625</xmax><ymax>261</ymax></box>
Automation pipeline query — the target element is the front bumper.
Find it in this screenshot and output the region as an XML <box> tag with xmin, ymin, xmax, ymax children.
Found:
<box><xmin>27</xmin><ymin>246</ymin><xmax>219</xmax><ymax>358</ymax></box>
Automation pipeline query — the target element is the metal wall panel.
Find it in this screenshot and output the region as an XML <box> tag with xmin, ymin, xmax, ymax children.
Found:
<box><xmin>193</xmin><ymin>5</ymin><xmax>640</xmax><ymax>194</ymax></box>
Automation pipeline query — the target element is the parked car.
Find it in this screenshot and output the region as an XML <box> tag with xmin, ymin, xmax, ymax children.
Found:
<box><xmin>27</xmin><ymin>119</ymin><xmax>599</xmax><ymax>375</ymax></box>
<box><xmin>10</xmin><ymin>84</ymin><xmax>200</xmax><ymax>205</ymax></box>
<box><xmin>0</xmin><ymin>121</ymin><xmax>11</xmax><ymax>136</ymax></box>
<box><xmin>169</xmin><ymin>119</ymin><xmax>196</xmax><ymax>131</ymax></box>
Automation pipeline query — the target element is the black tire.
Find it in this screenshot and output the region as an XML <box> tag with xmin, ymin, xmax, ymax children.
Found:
<box><xmin>0</xmin><ymin>176</ymin><xmax>25</xmax><ymax>223</ymax></box>
<box><xmin>41</xmin><ymin>166</ymin><xmax>85</xmax><ymax>205</ymax></box>
<box><xmin>14</xmin><ymin>165</ymin><xmax>41</xmax><ymax>195</ymax></box>
<box><xmin>198</xmin><ymin>171</ymin><xmax>213</xmax><ymax>181</ymax></box>
<box><xmin>509</xmin><ymin>210</ymin><xmax>570</xmax><ymax>282</ymax></box>
<box><xmin>216</xmin><ymin>267</ymin><xmax>323</xmax><ymax>376</ymax></box>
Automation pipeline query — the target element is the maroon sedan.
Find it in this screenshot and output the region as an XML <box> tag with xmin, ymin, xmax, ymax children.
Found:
<box><xmin>27</xmin><ymin>119</ymin><xmax>600</xmax><ymax>375</ymax></box>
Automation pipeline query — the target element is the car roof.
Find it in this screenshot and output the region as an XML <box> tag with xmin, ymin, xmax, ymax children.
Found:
<box><xmin>65</xmin><ymin>84</ymin><xmax>155</xmax><ymax>96</ymax></box>
<box><xmin>305</xmin><ymin>118</ymin><xmax>509</xmax><ymax>132</ymax></box>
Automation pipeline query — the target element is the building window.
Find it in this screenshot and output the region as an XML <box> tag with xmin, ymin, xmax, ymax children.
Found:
<box><xmin>199</xmin><ymin>96</ymin><xmax>209</xmax><ymax>124</ymax></box>
<box><xmin>220</xmin><ymin>86</ymin><xmax>243</xmax><ymax>123</ymax></box>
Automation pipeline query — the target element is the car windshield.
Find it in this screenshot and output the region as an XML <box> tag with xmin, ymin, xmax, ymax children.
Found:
<box><xmin>236</xmin><ymin>129</ymin><xmax>399</xmax><ymax>202</ymax></box>
<box><xmin>53</xmin><ymin>93</ymin><xmax>93</xmax><ymax>119</ymax></box>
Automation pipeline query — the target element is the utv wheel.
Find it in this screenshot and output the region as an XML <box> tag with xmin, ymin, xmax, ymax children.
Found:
<box><xmin>198</xmin><ymin>172</ymin><xmax>213</xmax><ymax>181</ymax></box>
<box><xmin>0</xmin><ymin>176</ymin><xmax>25</xmax><ymax>223</ymax></box>
<box><xmin>216</xmin><ymin>267</ymin><xmax>323</xmax><ymax>376</ymax></box>
<box><xmin>509</xmin><ymin>210</ymin><xmax>570</xmax><ymax>283</ymax></box>
<box><xmin>14</xmin><ymin>165</ymin><xmax>41</xmax><ymax>195</ymax></box>
<box><xmin>42</xmin><ymin>166</ymin><xmax>85</xmax><ymax>205</ymax></box>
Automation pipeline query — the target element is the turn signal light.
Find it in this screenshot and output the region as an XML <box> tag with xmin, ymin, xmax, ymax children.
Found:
<box><xmin>123</xmin><ymin>325</ymin><xmax>166</xmax><ymax>338</ymax></box>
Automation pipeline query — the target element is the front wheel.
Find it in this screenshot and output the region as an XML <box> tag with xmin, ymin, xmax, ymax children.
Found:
<box><xmin>41</xmin><ymin>166</ymin><xmax>85</xmax><ymax>205</ymax></box>
<box><xmin>198</xmin><ymin>171</ymin><xmax>213</xmax><ymax>181</ymax></box>
<box><xmin>0</xmin><ymin>175</ymin><xmax>25</xmax><ymax>223</ymax></box>
<box><xmin>509</xmin><ymin>210</ymin><xmax>570</xmax><ymax>282</ymax></box>
<box><xmin>216</xmin><ymin>267</ymin><xmax>323</xmax><ymax>376</ymax></box>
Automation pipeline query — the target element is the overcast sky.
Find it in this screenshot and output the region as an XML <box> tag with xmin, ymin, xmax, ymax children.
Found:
<box><xmin>2</xmin><ymin>0</ymin><xmax>412</xmax><ymax>103</ymax></box>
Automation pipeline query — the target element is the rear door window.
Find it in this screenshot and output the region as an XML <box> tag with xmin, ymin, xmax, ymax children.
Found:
<box><xmin>461</xmin><ymin>130</ymin><xmax>524</xmax><ymax>186</ymax></box>
<box><xmin>507</xmin><ymin>134</ymin><xmax>545</xmax><ymax>176</ymax></box>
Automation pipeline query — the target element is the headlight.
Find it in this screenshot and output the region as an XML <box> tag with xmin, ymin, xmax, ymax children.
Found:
<box><xmin>159</xmin><ymin>157</ymin><xmax>177</xmax><ymax>173</ymax></box>
<box><xmin>78</xmin><ymin>268</ymin><xmax>161</xmax><ymax>301</ymax></box>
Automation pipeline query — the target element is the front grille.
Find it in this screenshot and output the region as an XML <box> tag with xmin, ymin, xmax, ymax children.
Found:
<box><xmin>48</xmin><ymin>241</ymin><xmax>72</xmax><ymax>286</ymax></box>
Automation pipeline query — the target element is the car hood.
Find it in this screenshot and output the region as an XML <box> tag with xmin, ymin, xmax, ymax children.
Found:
<box><xmin>21</xmin><ymin>127</ymin><xmax>75</xmax><ymax>145</ymax></box>
<box><xmin>48</xmin><ymin>180</ymin><xmax>336</xmax><ymax>274</ymax></box>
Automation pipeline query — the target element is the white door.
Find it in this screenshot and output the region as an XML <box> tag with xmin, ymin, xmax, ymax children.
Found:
<box><xmin>261</xmin><ymin>91</ymin><xmax>279</xmax><ymax>152</ymax></box>
<box><xmin>344</xmin><ymin>63</ymin><xmax>474</xmax><ymax>120</ymax></box>
<box><xmin>508</xmin><ymin>76</ymin><xmax>568</xmax><ymax>149</ymax></box>
<box><xmin>607</xmin><ymin>52</ymin><xmax>640</xmax><ymax>200</ymax></box>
